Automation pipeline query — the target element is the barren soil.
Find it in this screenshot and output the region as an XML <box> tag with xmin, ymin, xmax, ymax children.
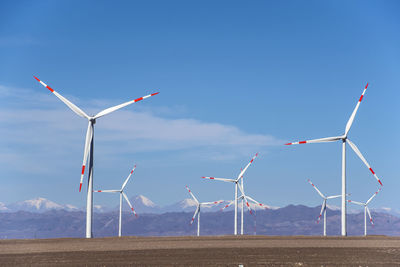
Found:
<box><xmin>1</xmin><ymin>235</ymin><xmax>400</xmax><ymax>266</ymax></box>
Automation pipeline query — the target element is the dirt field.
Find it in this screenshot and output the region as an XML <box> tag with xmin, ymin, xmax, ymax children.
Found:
<box><xmin>1</xmin><ymin>235</ymin><xmax>400</xmax><ymax>266</ymax></box>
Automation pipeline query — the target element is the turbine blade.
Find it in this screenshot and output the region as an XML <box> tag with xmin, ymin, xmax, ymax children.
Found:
<box><xmin>326</xmin><ymin>195</ymin><xmax>342</xmax><ymax>199</ymax></box>
<box><xmin>220</xmin><ymin>200</ymin><xmax>235</xmax><ymax>211</ymax></box>
<box><xmin>243</xmin><ymin>195</ymin><xmax>253</xmax><ymax>215</ymax></box>
<box><xmin>366</xmin><ymin>187</ymin><xmax>382</xmax><ymax>205</ymax></box>
<box><xmin>366</xmin><ymin>206</ymin><xmax>374</xmax><ymax>225</ymax></box>
<box><xmin>347</xmin><ymin>139</ymin><xmax>383</xmax><ymax>186</ymax></box>
<box><xmin>79</xmin><ymin>121</ymin><xmax>93</xmax><ymax>192</ymax></box>
<box><xmin>185</xmin><ymin>186</ymin><xmax>199</xmax><ymax>203</ymax></box>
<box><xmin>307</xmin><ymin>179</ymin><xmax>326</xmax><ymax>199</ymax></box>
<box><xmin>347</xmin><ymin>200</ymin><xmax>365</xmax><ymax>206</ymax></box>
<box><xmin>190</xmin><ymin>206</ymin><xmax>200</xmax><ymax>225</ymax></box>
<box><xmin>285</xmin><ymin>136</ymin><xmax>342</xmax><ymax>146</ymax></box>
<box><xmin>122</xmin><ymin>192</ymin><xmax>138</xmax><ymax>217</ymax></box>
<box><xmin>94</xmin><ymin>92</ymin><xmax>159</xmax><ymax>119</ymax></box>
<box><xmin>345</xmin><ymin>83</ymin><xmax>368</xmax><ymax>136</ymax></box>
<box><xmin>94</xmin><ymin>189</ymin><xmax>120</xmax><ymax>193</ymax></box>
<box><xmin>237</xmin><ymin>183</ymin><xmax>253</xmax><ymax>215</ymax></box>
<box><xmin>33</xmin><ymin>76</ymin><xmax>89</xmax><ymax>119</ymax></box>
<box><xmin>246</xmin><ymin>195</ymin><xmax>269</xmax><ymax>209</ymax></box>
<box><xmin>236</xmin><ymin>153</ymin><xmax>258</xmax><ymax>181</ymax></box>
<box><xmin>121</xmin><ymin>165</ymin><xmax>137</xmax><ymax>190</ymax></box>
<box><xmin>317</xmin><ymin>200</ymin><xmax>326</xmax><ymax>224</ymax></box>
<box><xmin>201</xmin><ymin>200</ymin><xmax>224</xmax><ymax>205</ymax></box>
<box><xmin>201</xmin><ymin>177</ymin><xmax>235</xmax><ymax>183</ymax></box>
<box><xmin>237</xmin><ymin>181</ymin><xmax>246</xmax><ymax>196</ymax></box>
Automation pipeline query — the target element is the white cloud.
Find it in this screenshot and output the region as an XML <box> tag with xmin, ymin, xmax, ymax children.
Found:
<box><xmin>0</xmin><ymin>85</ymin><xmax>283</xmax><ymax>175</ymax></box>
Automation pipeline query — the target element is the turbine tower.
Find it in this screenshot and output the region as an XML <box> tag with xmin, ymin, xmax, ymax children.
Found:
<box><xmin>185</xmin><ymin>186</ymin><xmax>223</xmax><ymax>236</ymax></box>
<box><xmin>285</xmin><ymin>83</ymin><xmax>382</xmax><ymax>236</ymax></box>
<box><xmin>202</xmin><ymin>153</ymin><xmax>258</xmax><ymax>235</ymax></box>
<box><xmin>34</xmin><ymin>76</ymin><xmax>158</xmax><ymax>238</ymax></box>
<box><xmin>95</xmin><ymin>165</ymin><xmax>138</xmax><ymax>237</ymax></box>
<box><xmin>307</xmin><ymin>179</ymin><xmax>345</xmax><ymax>236</ymax></box>
<box><xmin>348</xmin><ymin>187</ymin><xmax>382</xmax><ymax>236</ymax></box>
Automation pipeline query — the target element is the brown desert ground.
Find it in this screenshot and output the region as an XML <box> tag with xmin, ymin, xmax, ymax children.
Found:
<box><xmin>0</xmin><ymin>235</ymin><xmax>400</xmax><ymax>266</ymax></box>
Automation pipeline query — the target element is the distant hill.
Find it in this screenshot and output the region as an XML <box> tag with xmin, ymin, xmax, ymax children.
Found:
<box><xmin>0</xmin><ymin>204</ymin><xmax>399</xmax><ymax>239</ymax></box>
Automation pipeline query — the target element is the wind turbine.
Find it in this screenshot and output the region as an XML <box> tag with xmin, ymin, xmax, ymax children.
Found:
<box><xmin>34</xmin><ymin>76</ymin><xmax>159</xmax><ymax>238</ymax></box>
<box><xmin>221</xmin><ymin>182</ymin><xmax>268</xmax><ymax>235</ymax></box>
<box><xmin>285</xmin><ymin>83</ymin><xmax>383</xmax><ymax>236</ymax></box>
<box><xmin>95</xmin><ymin>165</ymin><xmax>138</xmax><ymax>237</ymax></box>
<box><xmin>307</xmin><ymin>179</ymin><xmax>345</xmax><ymax>236</ymax></box>
<box><xmin>185</xmin><ymin>186</ymin><xmax>223</xmax><ymax>236</ymax></box>
<box><xmin>220</xmin><ymin>168</ymin><xmax>269</xmax><ymax>235</ymax></box>
<box><xmin>348</xmin><ymin>187</ymin><xmax>382</xmax><ymax>236</ymax></box>
<box><xmin>202</xmin><ymin>153</ymin><xmax>258</xmax><ymax>235</ymax></box>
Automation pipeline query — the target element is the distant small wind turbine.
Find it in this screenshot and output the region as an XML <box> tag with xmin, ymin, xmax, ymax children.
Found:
<box><xmin>285</xmin><ymin>83</ymin><xmax>383</xmax><ymax>236</ymax></box>
<box><xmin>307</xmin><ymin>179</ymin><xmax>348</xmax><ymax>236</ymax></box>
<box><xmin>348</xmin><ymin>187</ymin><xmax>382</xmax><ymax>236</ymax></box>
<box><xmin>34</xmin><ymin>76</ymin><xmax>158</xmax><ymax>238</ymax></box>
<box><xmin>202</xmin><ymin>153</ymin><xmax>258</xmax><ymax>235</ymax></box>
<box><xmin>95</xmin><ymin>165</ymin><xmax>138</xmax><ymax>237</ymax></box>
<box><xmin>221</xmin><ymin>171</ymin><xmax>269</xmax><ymax>235</ymax></box>
<box><xmin>185</xmin><ymin>186</ymin><xmax>223</xmax><ymax>236</ymax></box>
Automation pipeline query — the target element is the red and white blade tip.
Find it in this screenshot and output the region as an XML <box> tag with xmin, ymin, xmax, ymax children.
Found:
<box><xmin>131</xmin><ymin>207</ymin><xmax>138</xmax><ymax>217</ymax></box>
<box><xmin>33</xmin><ymin>76</ymin><xmax>54</xmax><ymax>92</ymax></box>
<box><xmin>285</xmin><ymin>141</ymin><xmax>307</xmax><ymax>145</ymax></box>
<box><xmin>365</xmin><ymin>83</ymin><xmax>368</xmax><ymax>89</ymax></box>
<box><xmin>250</xmin><ymin>153</ymin><xmax>258</xmax><ymax>163</ymax></box>
<box><xmin>134</xmin><ymin>92</ymin><xmax>159</xmax><ymax>102</ymax></box>
<box><xmin>130</xmin><ymin>165</ymin><xmax>136</xmax><ymax>174</ymax></box>
<box><xmin>368</xmin><ymin>168</ymin><xmax>383</xmax><ymax>186</ymax></box>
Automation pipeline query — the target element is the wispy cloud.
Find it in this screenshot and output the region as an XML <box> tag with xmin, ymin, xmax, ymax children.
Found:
<box><xmin>0</xmin><ymin>85</ymin><xmax>284</xmax><ymax>174</ymax></box>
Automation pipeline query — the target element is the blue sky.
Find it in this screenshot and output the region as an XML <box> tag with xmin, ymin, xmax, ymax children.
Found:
<box><xmin>0</xmin><ymin>0</ymin><xmax>399</xmax><ymax>212</ymax></box>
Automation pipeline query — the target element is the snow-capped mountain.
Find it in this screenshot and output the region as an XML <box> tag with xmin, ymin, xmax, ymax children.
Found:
<box><xmin>120</xmin><ymin>195</ymin><xmax>162</xmax><ymax>214</ymax></box>
<box><xmin>163</xmin><ymin>198</ymin><xmax>225</xmax><ymax>213</ymax></box>
<box><xmin>7</xmin><ymin>197</ymin><xmax>79</xmax><ymax>213</ymax></box>
<box><xmin>218</xmin><ymin>200</ymin><xmax>279</xmax><ymax>212</ymax></box>
<box><xmin>93</xmin><ymin>205</ymin><xmax>107</xmax><ymax>213</ymax></box>
<box><xmin>0</xmin><ymin>202</ymin><xmax>9</xmax><ymax>211</ymax></box>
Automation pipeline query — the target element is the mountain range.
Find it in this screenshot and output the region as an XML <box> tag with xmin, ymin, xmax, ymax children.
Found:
<box><xmin>1</xmin><ymin>205</ymin><xmax>400</xmax><ymax>239</ymax></box>
<box><xmin>1</xmin><ymin>196</ymin><xmax>400</xmax><ymax>240</ymax></box>
<box><xmin>0</xmin><ymin>195</ymin><xmax>274</xmax><ymax>214</ymax></box>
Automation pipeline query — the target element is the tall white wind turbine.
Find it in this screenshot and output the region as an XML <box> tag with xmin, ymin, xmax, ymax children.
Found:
<box><xmin>34</xmin><ymin>76</ymin><xmax>159</xmax><ymax>238</ymax></box>
<box><xmin>307</xmin><ymin>179</ymin><xmax>345</xmax><ymax>236</ymax></box>
<box><xmin>285</xmin><ymin>83</ymin><xmax>383</xmax><ymax>236</ymax></box>
<box><xmin>185</xmin><ymin>186</ymin><xmax>223</xmax><ymax>236</ymax></box>
<box><xmin>95</xmin><ymin>165</ymin><xmax>138</xmax><ymax>237</ymax></box>
<box><xmin>202</xmin><ymin>153</ymin><xmax>258</xmax><ymax>235</ymax></box>
<box><xmin>348</xmin><ymin>187</ymin><xmax>382</xmax><ymax>236</ymax></box>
